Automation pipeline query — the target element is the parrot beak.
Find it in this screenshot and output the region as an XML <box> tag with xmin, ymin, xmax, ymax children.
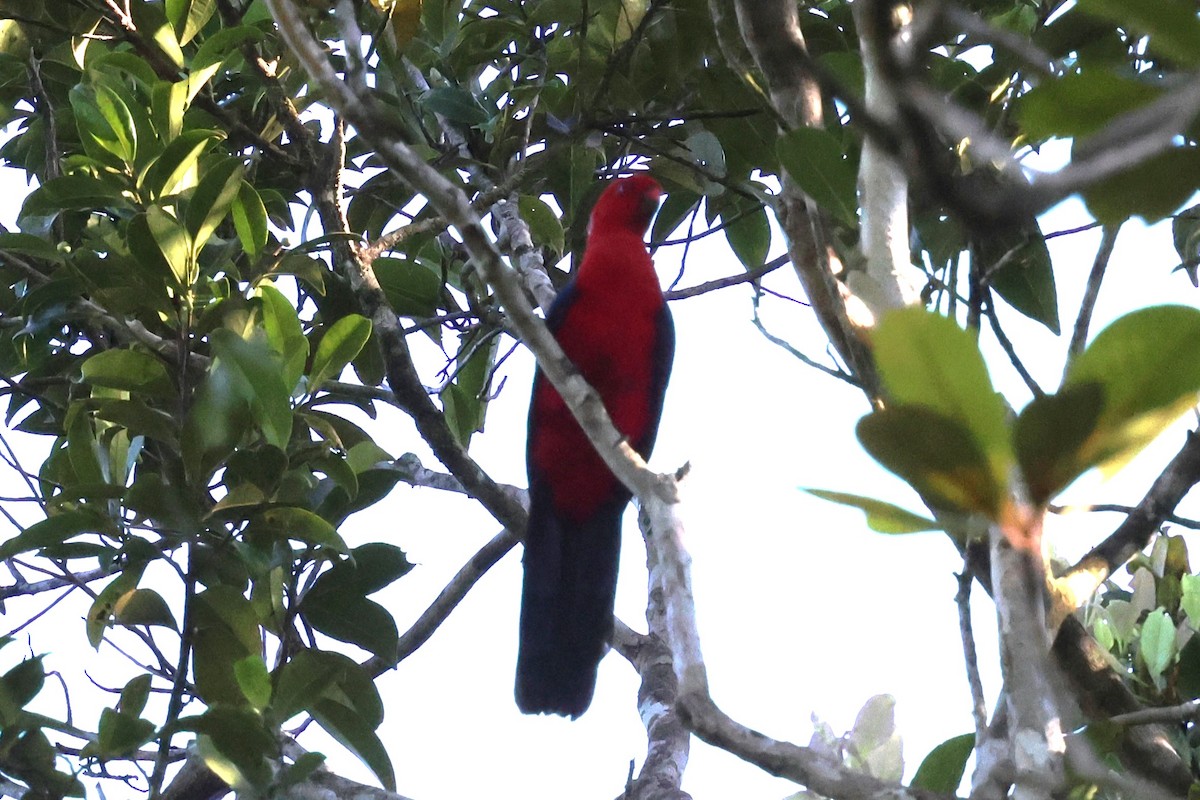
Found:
<box><xmin>639</xmin><ymin>185</ymin><xmax>662</xmax><ymax>224</ymax></box>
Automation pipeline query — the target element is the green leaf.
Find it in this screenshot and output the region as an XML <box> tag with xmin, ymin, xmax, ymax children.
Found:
<box><xmin>872</xmin><ymin>308</ymin><xmax>1012</xmax><ymax>493</ymax></box>
<box><xmin>129</xmin><ymin>0</ymin><xmax>184</xmax><ymax>67</ymax></box>
<box><xmin>113</xmin><ymin>588</ymin><xmax>177</xmax><ymax>629</ymax></box>
<box><xmin>857</xmin><ymin>406</ymin><xmax>1004</xmax><ymax>515</ymax></box>
<box><xmin>232</xmin><ymin>181</ymin><xmax>268</xmax><ymax>256</ymax></box>
<box><xmin>723</xmin><ymin>201</ymin><xmax>771</xmax><ymax>271</ymax></box>
<box><xmin>1065</xmin><ymin>305</ymin><xmax>1200</xmax><ymax>477</ymax></box>
<box><xmin>151</xmin><ymin>79</ymin><xmax>189</xmax><ymax>142</ymax></box>
<box><xmin>1140</xmin><ymin>607</ymin><xmax>1176</xmax><ymax>685</ymax></box>
<box><xmin>652</xmin><ymin>189</ymin><xmax>699</xmax><ymax>243</ymax></box>
<box><xmin>256</xmin><ymin>283</ymin><xmax>307</xmax><ymax>392</ymax></box>
<box><xmin>186</xmin><ymin>156</ymin><xmax>244</xmax><ymax>255</ymax></box>
<box><xmin>1173</xmin><ymin>204</ymin><xmax>1200</xmax><ymax>286</ymax></box>
<box><xmin>422</xmin><ymin>85</ymin><xmax>490</xmax><ymax>126</ymax></box>
<box><xmin>93</xmin><ymin>399</ymin><xmax>178</xmax><ymax>445</ymax></box>
<box><xmin>87</xmin><ymin>563</ymin><xmax>149</xmax><ymax>649</ymax></box>
<box><xmin>233</xmin><ymin>656</ymin><xmax>271</xmax><ymax>711</ymax></box>
<box><xmin>313</xmin><ymin>543</ymin><xmax>414</xmax><ymax>596</ymax></box>
<box><xmin>0</xmin><ymin>232</ymin><xmax>65</xmax><ymax>263</ymax></box>
<box><xmin>1076</xmin><ymin>0</ymin><xmax>1200</xmax><ymax>66</ymax></box>
<box><xmin>166</xmin><ymin>0</ymin><xmax>216</xmax><ymax>44</ymax></box>
<box><xmin>777</xmin><ymin>128</ymin><xmax>857</xmax><ymax>226</ymax></box>
<box><xmin>184</xmin><ymin>706</ymin><xmax>275</xmax><ymax>790</ymax></box>
<box><xmin>303</xmin><ymin>594</ymin><xmax>398</xmax><ymax>661</ymax></box>
<box><xmin>139</xmin><ymin>128</ymin><xmax>223</xmax><ymax>199</ymax></box>
<box><xmin>90</xmin><ymin>707</ymin><xmax>156</xmax><ymax>760</ymax></box>
<box><xmin>1017</xmin><ymin>71</ymin><xmax>1162</xmax><ymax>141</ymax></box>
<box><xmin>912</xmin><ymin>733</ymin><xmax>974</xmax><ymax>793</ymax></box>
<box><xmin>1182</xmin><ymin>574</ymin><xmax>1200</xmax><ymax>628</ymax></box>
<box><xmin>311</xmin><ymin>698</ymin><xmax>396</xmax><ymax>791</ymax></box>
<box><xmin>81</xmin><ymin>349</ymin><xmax>173</xmax><ymax>397</ymax></box>
<box><xmin>1014</xmin><ymin>383</ymin><xmax>1105</xmax><ymax>506</ymax></box>
<box><xmin>145</xmin><ymin>204</ymin><xmax>194</xmax><ymax>288</ymax></box>
<box><xmin>803</xmin><ymin>489</ymin><xmax>940</xmax><ymax>534</ymax></box>
<box><xmin>20</xmin><ymin>174</ymin><xmax>130</xmax><ymax>219</ymax></box>
<box><xmin>0</xmin><ymin>509</ymin><xmax>107</xmax><ymax>560</ymax></box>
<box><xmin>0</xmin><ymin>657</ymin><xmax>44</xmax><ymax>710</ymax></box>
<box><xmin>977</xmin><ymin>226</ymin><xmax>1059</xmax><ymax>334</ymax></box>
<box><xmin>192</xmin><ymin>586</ymin><xmax>260</xmax><ymax>705</ymax></box>
<box><xmin>1177</xmin><ymin>635</ymin><xmax>1200</xmax><ymax>700</ymax></box>
<box><xmin>683</xmin><ymin>130</ymin><xmax>726</xmax><ymax>178</ymax></box>
<box><xmin>118</xmin><ymin>675</ymin><xmax>153</xmax><ymax>717</ymax></box>
<box><xmin>518</xmin><ymin>195</ymin><xmax>566</xmax><ymax>257</ymax></box>
<box><xmin>310</xmin><ymin>314</ymin><xmax>373</xmax><ymax>392</ymax></box>
<box><xmin>257</xmin><ymin>507</ymin><xmax>348</xmax><ymax>552</ymax></box>
<box><xmin>1083</xmin><ymin>147</ymin><xmax>1200</xmax><ymax>225</ymax></box>
<box><xmin>70</xmin><ymin>83</ymin><xmax>137</xmax><ymax>166</ymax></box>
<box><xmin>440</xmin><ymin>332</ymin><xmax>498</xmax><ymax>448</ymax></box>
<box><xmin>272</xmin><ymin>649</ymin><xmax>382</xmax><ymax>722</ymax></box>
<box><xmin>210</xmin><ymin>329</ymin><xmax>293</xmax><ymax>451</ymax></box>
<box><xmin>373</xmin><ymin>257</ymin><xmax>442</xmax><ymax>318</ymax></box>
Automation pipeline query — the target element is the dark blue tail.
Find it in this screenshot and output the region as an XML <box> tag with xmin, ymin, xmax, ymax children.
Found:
<box><xmin>515</xmin><ymin>484</ymin><xmax>624</xmax><ymax>718</ymax></box>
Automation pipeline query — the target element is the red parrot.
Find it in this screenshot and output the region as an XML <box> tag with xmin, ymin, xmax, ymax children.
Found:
<box><xmin>516</xmin><ymin>174</ymin><xmax>674</xmax><ymax>718</ymax></box>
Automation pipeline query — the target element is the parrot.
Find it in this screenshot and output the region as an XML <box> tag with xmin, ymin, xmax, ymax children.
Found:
<box><xmin>515</xmin><ymin>174</ymin><xmax>674</xmax><ymax>718</ymax></box>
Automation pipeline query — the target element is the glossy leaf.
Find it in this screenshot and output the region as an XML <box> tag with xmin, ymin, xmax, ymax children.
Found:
<box><xmin>422</xmin><ymin>86</ymin><xmax>490</xmax><ymax>126</ymax></box>
<box><xmin>210</xmin><ymin>328</ymin><xmax>293</xmax><ymax>451</ymax></box>
<box><xmin>139</xmin><ymin>129</ymin><xmax>221</xmax><ymax>199</ymax></box>
<box><xmin>302</xmin><ymin>593</ymin><xmax>398</xmax><ymax>662</ymax></box>
<box><xmin>118</xmin><ymin>674</ymin><xmax>152</xmax><ymax>718</ymax></box>
<box><xmin>310</xmin><ymin>314</ymin><xmax>373</xmax><ymax>392</ymax></box>
<box><xmin>257</xmin><ymin>283</ymin><xmax>308</xmax><ymax>392</ymax></box>
<box><xmin>81</xmin><ymin>349</ymin><xmax>173</xmax><ymax>397</ymax></box>
<box><xmin>145</xmin><ymin>204</ymin><xmax>194</xmax><ymax>288</ymax></box>
<box><xmin>185</xmin><ymin>706</ymin><xmax>275</xmax><ymax>791</ymax></box>
<box><xmin>231</xmin><ymin>180</ymin><xmax>268</xmax><ymax>255</ymax></box>
<box><xmin>803</xmin><ymin>489</ymin><xmax>940</xmax><ymax>534</ymax></box>
<box><xmin>0</xmin><ymin>657</ymin><xmax>45</xmax><ymax>710</ymax></box>
<box><xmin>185</xmin><ymin>156</ymin><xmax>244</xmax><ymax>255</ymax></box>
<box><xmin>166</xmin><ymin>0</ymin><xmax>216</xmax><ymax>45</ymax></box>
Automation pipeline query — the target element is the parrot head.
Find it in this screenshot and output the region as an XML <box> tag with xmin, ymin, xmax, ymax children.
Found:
<box><xmin>590</xmin><ymin>174</ymin><xmax>663</xmax><ymax>237</ymax></box>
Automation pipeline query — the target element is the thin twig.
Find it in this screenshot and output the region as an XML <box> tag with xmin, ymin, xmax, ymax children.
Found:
<box><xmin>1065</xmin><ymin>225</ymin><xmax>1120</xmax><ymax>369</ymax></box>
<box><xmin>956</xmin><ymin>566</ymin><xmax>988</xmax><ymax>745</ymax></box>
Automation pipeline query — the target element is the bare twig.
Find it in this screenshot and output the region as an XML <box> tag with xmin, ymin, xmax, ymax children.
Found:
<box><xmin>1065</xmin><ymin>225</ymin><xmax>1120</xmax><ymax>368</ymax></box>
<box><xmin>956</xmin><ymin>566</ymin><xmax>988</xmax><ymax>745</ymax></box>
